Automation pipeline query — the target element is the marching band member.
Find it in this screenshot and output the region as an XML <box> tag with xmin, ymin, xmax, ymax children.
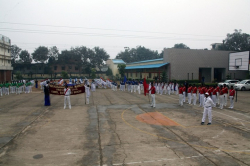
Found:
<box><xmin>64</xmin><ymin>84</ymin><xmax>71</xmax><ymax>109</ymax></box>
<box><xmin>229</xmin><ymin>86</ymin><xmax>235</xmax><ymax>109</ymax></box>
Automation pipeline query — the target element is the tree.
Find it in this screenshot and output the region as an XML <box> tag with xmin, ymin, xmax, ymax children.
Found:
<box><xmin>90</xmin><ymin>47</ymin><xmax>110</xmax><ymax>71</ymax></box>
<box><xmin>115</xmin><ymin>46</ymin><xmax>162</xmax><ymax>63</ymax></box>
<box><xmin>161</xmin><ymin>71</ymin><xmax>167</xmax><ymax>82</ymax></box>
<box><xmin>218</xmin><ymin>29</ymin><xmax>250</xmax><ymax>51</ymax></box>
<box><xmin>117</xmin><ymin>64</ymin><xmax>126</xmax><ymax>77</ymax></box>
<box><xmin>32</xmin><ymin>46</ymin><xmax>49</xmax><ymax>63</ymax></box>
<box><xmin>91</xmin><ymin>68</ymin><xmax>96</xmax><ymax>79</ymax></box>
<box><xmin>85</xmin><ymin>64</ymin><xmax>92</xmax><ymax>77</ymax></box>
<box><xmin>48</xmin><ymin>46</ymin><xmax>59</xmax><ymax>64</ymax></box>
<box><xmin>19</xmin><ymin>50</ymin><xmax>32</xmax><ymax>63</ymax></box>
<box><xmin>15</xmin><ymin>71</ymin><xmax>23</xmax><ymax>80</ymax></box>
<box><xmin>106</xmin><ymin>67</ymin><xmax>113</xmax><ymax>76</ymax></box>
<box><xmin>61</xmin><ymin>71</ymin><xmax>69</xmax><ymax>79</ymax></box>
<box><xmin>11</xmin><ymin>45</ymin><xmax>21</xmax><ymax>64</ymax></box>
<box><xmin>173</xmin><ymin>43</ymin><xmax>190</xmax><ymax>49</ymax></box>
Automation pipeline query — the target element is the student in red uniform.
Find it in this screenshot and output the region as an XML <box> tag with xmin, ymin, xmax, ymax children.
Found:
<box><xmin>182</xmin><ymin>85</ymin><xmax>186</xmax><ymax>103</ymax></box>
<box><xmin>179</xmin><ymin>84</ymin><xmax>183</xmax><ymax>106</ymax></box>
<box><xmin>223</xmin><ymin>84</ymin><xmax>228</xmax><ymax>106</ymax></box>
<box><xmin>149</xmin><ymin>82</ymin><xmax>156</xmax><ymax>108</ymax></box>
<box><xmin>219</xmin><ymin>85</ymin><xmax>224</xmax><ymax>109</ymax></box>
<box><xmin>192</xmin><ymin>84</ymin><xmax>197</xmax><ymax>105</ymax></box>
<box><xmin>216</xmin><ymin>86</ymin><xmax>220</xmax><ymax>105</ymax></box>
<box><xmin>229</xmin><ymin>86</ymin><xmax>235</xmax><ymax>109</ymax></box>
<box><xmin>211</xmin><ymin>85</ymin><xmax>217</xmax><ymax>107</ymax></box>
<box><xmin>199</xmin><ymin>85</ymin><xmax>205</xmax><ymax>107</ymax></box>
<box><xmin>198</xmin><ymin>85</ymin><xmax>201</xmax><ymax>104</ymax></box>
<box><xmin>187</xmin><ymin>85</ymin><xmax>192</xmax><ymax>104</ymax></box>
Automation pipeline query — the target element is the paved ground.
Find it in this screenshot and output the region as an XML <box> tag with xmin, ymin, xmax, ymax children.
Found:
<box><xmin>0</xmin><ymin>87</ymin><xmax>250</xmax><ymax>166</ymax></box>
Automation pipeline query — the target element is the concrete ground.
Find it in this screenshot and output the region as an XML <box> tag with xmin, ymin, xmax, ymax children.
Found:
<box><xmin>0</xmin><ymin>87</ymin><xmax>250</xmax><ymax>166</ymax></box>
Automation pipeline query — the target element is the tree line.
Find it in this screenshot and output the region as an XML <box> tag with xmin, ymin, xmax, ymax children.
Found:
<box><xmin>11</xmin><ymin>46</ymin><xmax>110</xmax><ymax>72</ymax></box>
<box><xmin>11</xmin><ymin>29</ymin><xmax>250</xmax><ymax>70</ymax></box>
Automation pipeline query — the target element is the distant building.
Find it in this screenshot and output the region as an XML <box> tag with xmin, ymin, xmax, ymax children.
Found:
<box><xmin>106</xmin><ymin>59</ymin><xmax>126</xmax><ymax>77</ymax></box>
<box><xmin>125</xmin><ymin>58</ymin><xmax>167</xmax><ymax>80</ymax></box>
<box><xmin>0</xmin><ymin>34</ymin><xmax>13</xmax><ymax>82</ymax></box>
<box><xmin>120</xmin><ymin>49</ymin><xmax>247</xmax><ymax>82</ymax></box>
<box><xmin>164</xmin><ymin>48</ymin><xmax>247</xmax><ymax>82</ymax></box>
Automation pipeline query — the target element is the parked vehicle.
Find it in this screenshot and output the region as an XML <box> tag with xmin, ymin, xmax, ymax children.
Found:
<box><xmin>218</xmin><ymin>80</ymin><xmax>239</xmax><ymax>88</ymax></box>
<box><xmin>234</xmin><ymin>80</ymin><xmax>250</xmax><ymax>91</ymax></box>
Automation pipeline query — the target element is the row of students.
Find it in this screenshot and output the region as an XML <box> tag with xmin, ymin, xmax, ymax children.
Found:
<box><xmin>177</xmin><ymin>84</ymin><xmax>235</xmax><ymax>109</ymax></box>
<box><xmin>0</xmin><ymin>80</ymin><xmax>33</xmax><ymax>96</ymax></box>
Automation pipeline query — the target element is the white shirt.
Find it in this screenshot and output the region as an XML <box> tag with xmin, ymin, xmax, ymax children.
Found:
<box><xmin>204</xmin><ymin>96</ymin><xmax>214</xmax><ymax>107</ymax></box>
<box><xmin>85</xmin><ymin>86</ymin><xmax>91</xmax><ymax>97</ymax></box>
<box><xmin>64</xmin><ymin>88</ymin><xmax>71</xmax><ymax>96</ymax></box>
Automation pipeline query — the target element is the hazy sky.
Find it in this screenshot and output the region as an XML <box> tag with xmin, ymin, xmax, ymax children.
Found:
<box><xmin>1</xmin><ymin>0</ymin><xmax>250</xmax><ymax>59</ymax></box>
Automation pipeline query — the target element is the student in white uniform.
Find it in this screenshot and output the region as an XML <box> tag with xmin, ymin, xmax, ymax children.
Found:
<box><xmin>201</xmin><ymin>92</ymin><xmax>215</xmax><ymax>125</ymax></box>
<box><xmin>163</xmin><ymin>82</ymin><xmax>167</xmax><ymax>95</ymax></box>
<box><xmin>167</xmin><ymin>83</ymin><xmax>171</xmax><ymax>95</ymax></box>
<box><xmin>64</xmin><ymin>85</ymin><xmax>71</xmax><ymax>109</ymax></box>
<box><xmin>175</xmin><ymin>83</ymin><xmax>179</xmax><ymax>95</ymax></box>
<box><xmin>171</xmin><ymin>83</ymin><xmax>175</xmax><ymax>94</ymax></box>
<box><xmin>85</xmin><ymin>85</ymin><xmax>91</xmax><ymax>104</ymax></box>
<box><xmin>91</xmin><ymin>81</ymin><xmax>96</xmax><ymax>92</ymax></box>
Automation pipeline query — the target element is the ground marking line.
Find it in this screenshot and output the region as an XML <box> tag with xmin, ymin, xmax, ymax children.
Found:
<box><xmin>213</xmin><ymin>110</ymin><xmax>250</xmax><ymax>124</ymax></box>
<box><xmin>111</xmin><ymin>155</ymin><xmax>204</xmax><ymax>166</ymax></box>
<box><xmin>212</xmin><ymin>129</ymin><xmax>225</xmax><ymax>139</ymax></box>
<box><xmin>122</xmin><ymin>108</ymin><xmax>250</xmax><ymax>155</ymax></box>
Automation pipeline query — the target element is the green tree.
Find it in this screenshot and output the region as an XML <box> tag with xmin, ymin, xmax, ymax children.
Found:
<box><xmin>11</xmin><ymin>45</ymin><xmax>21</xmax><ymax>64</ymax></box>
<box><xmin>48</xmin><ymin>46</ymin><xmax>59</xmax><ymax>64</ymax></box>
<box><xmin>15</xmin><ymin>71</ymin><xmax>23</xmax><ymax>80</ymax></box>
<box><xmin>117</xmin><ymin>64</ymin><xmax>126</xmax><ymax>77</ymax></box>
<box><xmin>106</xmin><ymin>67</ymin><xmax>113</xmax><ymax>76</ymax></box>
<box><xmin>84</xmin><ymin>65</ymin><xmax>91</xmax><ymax>77</ymax></box>
<box><xmin>19</xmin><ymin>50</ymin><xmax>32</xmax><ymax>63</ymax></box>
<box><xmin>32</xmin><ymin>46</ymin><xmax>49</xmax><ymax>63</ymax></box>
<box><xmin>61</xmin><ymin>71</ymin><xmax>69</xmax><ymax>79</ymax></box>
<box><xmin>161</xmin><ymin>71</ymin><xmax>167</xmax><ymax>82</ymax></box>
<box><xmin>218</xmin><ymin>29</ymin><xmax>250</xmax><ymax>51</ymax></box>
<box><xmin>91</xmin><ymin>68</ymin><xmax>96</xmax><ymax>79</ymax></box>
<box><xmin>90</xmin><ymin>47</ymin><xmax>110</xmax><ymax>71</ymax></box>
<box><xmin>173</xmin><ymin>43</ymin><xmax>190</xmax><ymax>49</ymax></box>
<box><xmin>115</xmin><ymin>46</ymin><xmax>162</xmax><ymax>63</ymax></box>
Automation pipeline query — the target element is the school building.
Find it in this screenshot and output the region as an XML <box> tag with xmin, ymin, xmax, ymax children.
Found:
<box><xmin>124</xmin><ymin>58</ymin><xmax>167</xmax><ymax>80</ymax></box>
<box><xmin>0</xmin><ymin>34</ymin><xmax>12</xmax><ymax>82</ymax></box>
<box><xmin>111</xmin><ymin>48</ymin><xmax>249</xmax><ymax>83</ymax></box>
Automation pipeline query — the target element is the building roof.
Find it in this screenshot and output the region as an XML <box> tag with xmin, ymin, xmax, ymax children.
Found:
<box><xmin>125</xmin><ymin>63</ymin><xmax>168</xmax><ymax>70</ymax></box>
<box><xmin>112</xmin><ymin>59</ymin><xmax>126</xmax><ymax>64</ymax></box>
<box><xmin>127</xmin><ymin>58</ymin><xmax>163</xmax><ymax>65</ymax></box>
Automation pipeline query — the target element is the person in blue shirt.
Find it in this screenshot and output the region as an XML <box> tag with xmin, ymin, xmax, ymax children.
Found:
<box><xmin>131</xmin><ymin>80</ymin><xmax>135</xmax><ymax>93</ymax></box>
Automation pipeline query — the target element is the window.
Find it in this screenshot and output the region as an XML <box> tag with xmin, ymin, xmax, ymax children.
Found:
<box><xmin>149</xmin><ymin>73</ymin><xmax>151</xmax><ymax>78</ymax></box>
<box><xmin>69</xmin><ymin>66</ymin><xmax>72</xmax><ymax>69</ymax></box>
<box><xmin>130</xmin><ymin>73</ymin><xmax>132</xmax><ymax>77</ymax></box>
<box><xmin>39</xmin><ymin>67</ymin><xmax>42</xmax><ymax>70</ymax></box>
<box><xmin>75</xmin><ymin>66</ymin><xmax>78</xmax><ymax>70</ymax></box>
<box><xmin>62</xmin><ymin>66</ymin><xmax>65</xmax><ymax>70</ymax></box>
<box><xmin>54</xmin><ymin>66</ymin><xmax>57</xmax><ymax>70</ymax></box>
<box><xmin>8</xmin><ymin>60</ymin><xmax>10</xmax><ymax>64</ymax></box>
<box><xmin>136</xmin><ymin>73</ymin><xmax>137</xmax><ymax>77</ymax></box>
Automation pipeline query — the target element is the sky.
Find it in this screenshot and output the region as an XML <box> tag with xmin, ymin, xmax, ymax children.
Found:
<box><xmin>0</xmin><ymin>0</ymin><xmax>250</xmax><ymax>59</ymax></box>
